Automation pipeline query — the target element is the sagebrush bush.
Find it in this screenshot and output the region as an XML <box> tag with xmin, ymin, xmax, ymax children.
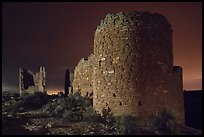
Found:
<box><xmin>40</xmin><ymin>98</ymin><xmax>65</xmax><ymax>117</ymax></box>
<box><xmin>147</xmin><ymin>109</ymin><xmax>178</xmax><ymax>135</ymax></box>
<box><xmin>83</xmin><ymin>106</ymin><xmax>99</xmax><ymax>122</ymax></box>
<box><xmin>21</xmin><ymin>91</ymin><xmax>50</xmax><ymax>110</ymax></box>
<box><xmin>100</xmin><ymin>105</ymin><xmax>115</xmax><ymax>125</ymax></box>
<box><xmin>2</xmin><ymin>91</ymin><xmax>19</xmax><ymax>102</ymax></box>
<box><xmin>63</xmin><ymin>110</ymin><xmax>72</xmax><ymax>122</ymax></box>
<box><xmin>114</xmin><ymin>114</ymin><xmax>138</xmax><ymax>135</ymax></box>
<box><xmin>54</xmin><ymin>105</ymin><xmax>65</xmax><ymax>117</ymax></box>
<box><xmin>40</xmin><ymin>91</ymin><xmax>94</xmax><ymax>122</ymax></box>
<box><xmin>3</xmin><ymin>99</ymin><xmax>20</xmax><ymax>118</ymax></box>
<box><xmin>41</xmin><ymin>102</ymin><xmax>55</xmax><ymax>116</ymax></box>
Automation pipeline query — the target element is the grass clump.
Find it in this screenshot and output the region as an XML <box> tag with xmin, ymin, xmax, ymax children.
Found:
<box><xmin>147</xmin><ymin>109</ymin><xmax>178</xmax><ymax>135</ymax></box>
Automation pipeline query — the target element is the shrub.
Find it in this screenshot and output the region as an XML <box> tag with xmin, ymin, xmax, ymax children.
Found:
<box><xmin>2</xmin><ymin>91</ymin><xmax>19</xmax><ymax>102</ymax></box>
<box><xmin>40</xmin><ymin>98</ymin><xmax>64</xmax><ymax>117</ymax></box>
<box><xmin>100</xmin><ymin>105</ymin><xmax>115</xmax><ymax>125</ymax></box>
<box><xmin>83</xmin><ymin>97</ymin><xmax>92</xmax><ymax>108</ymax></box>
<box><xmin>20</xmin><ymin>90</ymin><xmax>29</xmax><ymax>98</ymax></box>
<box><xmin>63</xmin><ymin>110</ymin><xmax>72</xmax><ymax>122</ymax></box>
<box><xmin>147</xmin><ymin>109</ymin><xmax>178</xmax><ymax>135</ymax></box>
<box><xmin>114</xmin><ymin>114</ymin><xmax>138</xmax><ymax>135</ymax></box>
<box><xmin>21</xmin><ymin>91</ymin><xmax>50</xmax><ymax>110</ymax></box>
<box><xmin>83</xmin><ymin>106</ymin><xmax>99</xmax><ymax>122</ymax></box>
<box><xmin>40</xmin><ymin>91</ymin><xmax>94</xmax><ymax>122</ymax></box>
<box><xmin>40</xmin><ymin>102</ymin><xmax>54</xmax><ymax>116</ymax></box>
<box><xmin>54</xmin><ymin>105</ymin><xmax>65</xmax><ymax>117</ymax></box>
<box><xmin>73</xmin><ymin>91</ymin><xmax>81</xmax><ymax>101</ymax></box>
<box><xmin>3</xmin><ymin>99</ymin><xmax>20</xmax><ymax>118</ymax></box>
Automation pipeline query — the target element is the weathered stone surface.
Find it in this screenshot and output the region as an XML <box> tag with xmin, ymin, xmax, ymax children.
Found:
<box><xmin>72</xmin><ymin>11</ymin><xmax>184</xmax><ymax>125</ymax></box>
<box><xmin>19</xmin><ymin>66</ymin><xmax>46</xmax><ymax>95</ymax></box>
<box><xmin>72</xmin><ymin>54</ymin><xmax>94</xmax><ymax>97</ymax></box>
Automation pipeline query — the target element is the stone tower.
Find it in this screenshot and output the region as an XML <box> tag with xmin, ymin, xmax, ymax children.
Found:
<box><xmin>65</xmin><ymin>69</ymin><xmax>72</xmax><ymax>97</ymax></box>
<box><xmin>93</xmin><ymin>11</ymin><xmax>184</xmax><ymax>124</ymax></box>
<box><xmin>38</xmin><ymin>66</ymin><xmax>46</xmax><ymax>93</ymax></box>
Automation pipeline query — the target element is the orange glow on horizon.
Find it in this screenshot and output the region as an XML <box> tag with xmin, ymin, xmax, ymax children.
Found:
<box><xmin>47</xmin><ymin>90</ymin><xmax>64</xmax><ymax>95</ymax></box>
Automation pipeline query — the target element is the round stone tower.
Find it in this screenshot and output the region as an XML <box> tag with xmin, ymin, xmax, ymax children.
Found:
<box><xmin>93</xmin><ymin>11</ymin><xmax>184</xmax><ymax>124</ymax></box>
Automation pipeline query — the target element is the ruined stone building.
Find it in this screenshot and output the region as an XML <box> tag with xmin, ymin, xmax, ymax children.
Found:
<box><xmin>64</xmin><ymin>69</ymin><xmax>74</xmax><ymax>97</ymax></box>
<box><xmin>19</xmin><ymin>66</ymin><xmax>46</xmax><ymax>95</ymax></box>
<box><xmin>72</xmin><ymin>54</ymin><xmax>94</xmax><ymax>97</ymax></box>
<box><xmin>71</xmin><ymin>11</ymin><xmax>184</xmax><ymax>124</ymax></box>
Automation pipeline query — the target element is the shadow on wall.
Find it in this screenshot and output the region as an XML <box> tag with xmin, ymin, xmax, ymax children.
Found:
<box><xmin>184</xmin><ymin>90</ymin><xmax>202</xmax><ymax>130</ymax></box>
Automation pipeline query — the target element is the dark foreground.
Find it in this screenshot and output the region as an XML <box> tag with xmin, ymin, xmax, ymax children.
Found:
<box><xmin>2</xmin><ymin>110</ymin><xmax>202</xmax><ymax>135</ymax></box>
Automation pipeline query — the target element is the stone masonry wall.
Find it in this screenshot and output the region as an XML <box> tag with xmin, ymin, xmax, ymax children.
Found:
<box><xmin>71</xmin><ymin>11</ymin><xmax>184</xmax><ymax>124</ymax></box>
<box><xmin>72</xmin><ymin>54</ymin><xmax>94</xmax><ymax>97</ymax></box>
<box><xmin>93</xmin><ymin>11</ymin><xmax>184</xmax><ymax>124</ymax></box>
<box><xmin>19</xmin><ymin>66</ymin><xmax>46</xmax><ymax>95</ymax></box>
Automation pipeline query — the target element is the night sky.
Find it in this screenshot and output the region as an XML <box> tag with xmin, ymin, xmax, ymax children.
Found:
<box><xmin>2</xmin><ymin>2</ymin><xmax>202</xmax><ymax>93</ymax></box>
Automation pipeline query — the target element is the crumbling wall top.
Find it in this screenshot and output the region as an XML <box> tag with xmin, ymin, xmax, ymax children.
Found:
<box><xmin>96</xmin><ymin>11</ymin><xmax>171</xmax><ymax>32</ymax></box>
<box><xmin>173</xmin><ymin>66</ymin><xmax>183</xmax><ymax>73</ymax></box>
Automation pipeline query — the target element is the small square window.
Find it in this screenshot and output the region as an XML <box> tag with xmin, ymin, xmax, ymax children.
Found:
<box><xmin>98</xmin><ymin>61</ymin><xmax>102</xmax><ymax>66</ymax></box>
<box><xmin>119</xmin><ymin>102</ymin><xmax>122</xmax><ymax>106</ymax></box>
<box><xmin>138</xmin><ymin>101</ymin><xmax>142</xmax><ymax>106</ymax></box>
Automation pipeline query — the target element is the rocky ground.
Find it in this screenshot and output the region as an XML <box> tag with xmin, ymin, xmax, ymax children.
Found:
<box><xmin>2</xmin><ymin>109</ymin><xmax>202</xmax><ymax>135</ymax></box>
<box><xmin>2</xmin><ymin>109</ymin><xmax>116</xmax><ymax>135</ymax></box>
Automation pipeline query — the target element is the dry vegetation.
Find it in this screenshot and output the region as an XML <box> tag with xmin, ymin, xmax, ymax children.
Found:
<box><xmin>2</xmin><ymin>91</ymin><xmax>202</xmax><ymax>135</ymax></box>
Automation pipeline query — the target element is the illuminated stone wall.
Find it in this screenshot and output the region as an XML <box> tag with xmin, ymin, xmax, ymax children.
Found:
<box><xmin>72</xmin><ymin>11</ymin><xmax>184</xmax><ymax>124</ymax></box>
<box><xmin>72</xmin><ymin>54</ymin><xmax>94</xmax><ymax>97</ymax></box>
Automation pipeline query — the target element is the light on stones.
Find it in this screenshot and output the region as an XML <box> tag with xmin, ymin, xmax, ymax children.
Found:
<box><xmin>163</xmin><ymin>90</ymin><xmax>168</xmax><ymax>93</ymax></box>
<box><xmin>108</xmin><ymin>70</ymin><xmax>115</xmax><ymax>74</ymax></box>
<box><xmin>103</xmin><ymin>71</ymin><xmax>108</xmax><ymax>75</ymax></box>
<box><xmin>153</xmin><ymin>92</ymin><xmax>157</xmax><ymax>95</ymax></box>
<box><xmin>157</xmin><ymin>61</ymin><xmax>163</xmax><ymax>65</ymax></box>
<box><xmin>101</xmin><ymin>57</ymin><xmax>106</xmax><ymax>61</ymax></box>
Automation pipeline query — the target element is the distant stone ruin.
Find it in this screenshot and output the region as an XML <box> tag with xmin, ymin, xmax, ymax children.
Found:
<box><xmin>19</xmin><ymin>66</ymin><xmax>46</xmax><ymax>95</ymax></box>
<box><xmin>71</xmin><ymin>11</ymin><xmax>185</xmax><ymax>124</ymax></box>
<box><xmin>64</xmin><ymin>69</ymin><xmax>73</xmax><ymax>97</ymax></box>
